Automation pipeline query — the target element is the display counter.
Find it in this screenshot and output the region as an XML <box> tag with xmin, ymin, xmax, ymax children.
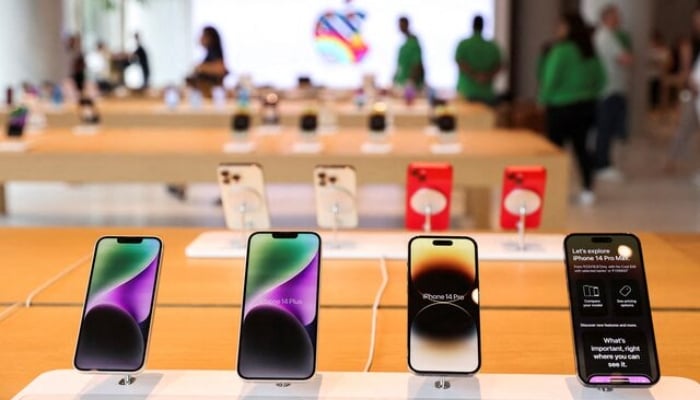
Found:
<box><xmin>0</xmin><ymin>227</ymin><xmax>697</xmax><ymax>398</ymax></box>
<box><xmin>0</xmin><ymin>128</ymin><xmax>569</xmax><ymax>229</ymax></box>
<box><xmin>0</xmin><ymin>98</ymin><xmax>496</xmax><ymax>130</ymax></box>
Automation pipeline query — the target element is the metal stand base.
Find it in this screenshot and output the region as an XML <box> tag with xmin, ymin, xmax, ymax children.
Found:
<box><xmin>517</xmin><ymin>204</ymin><xmax>527</xmax><ymax>251</ymax></box>
<box><xmin>118</xmin><ymin>375</ymin><xmax>135</xmax><ymax>386</ymax></box>
<box><xmin>434</xmin><ymin>376</ymin><xmax>450</xmax><ymax>389</ymax></box>
<box><xmin>423</xmin><ymin>204</ymin><xmax>433</xmax><ymax>232</ymax></box>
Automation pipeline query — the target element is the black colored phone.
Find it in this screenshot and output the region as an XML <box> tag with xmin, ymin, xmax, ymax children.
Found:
<box><xmin>564</xmin><ymin>233</ymin><xmax>660</xmax><ymax>386</ymax></box>
<box><xmin>408</xmin><ymin>236</ymin><xmax>480</xmax><ymax>375</ymax></box>
<box><xmin>74</xmin><ymin>236</ymin><xmax>163</xmax><ymax>373</ymax></box>
<box><xmin>237</xmin><ymin>232</ymin><xmax>322</xmax><ymax>380</ymax></box>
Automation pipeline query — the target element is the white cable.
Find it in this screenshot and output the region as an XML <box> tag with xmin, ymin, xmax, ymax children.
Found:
<box><xmin>25</xmin><ymin>254</ymin><xmax>91</xmax><ymax>307</ymax></box>
<box><xmin>363</xmin><ymin>255</ymin><xmax>389</xmax><ymax>372</ymax></box>
<box><xmin>0</xmin><ymin>302</ymin><xmax>21</xmax><ymax>322</ymax></box>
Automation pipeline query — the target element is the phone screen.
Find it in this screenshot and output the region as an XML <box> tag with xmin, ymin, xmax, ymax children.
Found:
<box><xmin>565</xmin><ymin>234</ymin><xmax>660</xmax><ymax>385</ymax></box>
<box><xmin>74</xmin><ymin>237</ymin><xmax>162</xmax><ymax>372</ymax></box>
<box><xmin>408</xmin><ymin>236</ymin><xmax>480</xmax><ymax>374</ymax></box>
<box><xmin>238</xmin><ymin>232</ymin><xmax>321</xmax><ymax>380</ymax></box>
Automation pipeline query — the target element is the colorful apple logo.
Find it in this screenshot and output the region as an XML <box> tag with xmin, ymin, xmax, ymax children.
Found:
<box><xmin>314</xmin><ymin>1</ymin><xmax>369</xmax><ymax>64</ymax></box>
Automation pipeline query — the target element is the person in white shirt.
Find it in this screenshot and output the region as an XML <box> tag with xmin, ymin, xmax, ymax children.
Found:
<box><xmin>593</xmin><ymin>4</ymin><xmax>633</xmax><ymax>182</ymax></box>
<box><xmin>86</xmin><ymin>40</ymin><xmax>113</xmax><ymax>94</ymax></box>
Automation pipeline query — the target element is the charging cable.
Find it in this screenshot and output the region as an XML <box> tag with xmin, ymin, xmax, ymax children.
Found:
<box><xmin>363</xmin><ymin>255</ymin><xmax>389</xmax><ymax>372</ymax></box>
<box><xmin>25</xmin><ymin>254</ymin><xmax>90</xmax><ymax>307</ymax></box>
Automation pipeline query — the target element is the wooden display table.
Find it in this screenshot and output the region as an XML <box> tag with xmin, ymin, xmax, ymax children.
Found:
<box><xmin>0</xmin><ymin>227</ymin><xmax>698</xmax><ymax>398</ymax></box>
<box><xmin>0</xmin><ymin>128</ymin><xmax>568</xmax><ymax>229</ymax></box>
<box><xmin>0</xmin><ymin>98</ymin><xmax>495</xmax><ymax>130</ymax></box>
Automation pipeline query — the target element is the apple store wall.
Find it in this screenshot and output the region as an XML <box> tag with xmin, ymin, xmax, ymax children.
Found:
<box><xmin>191</xmin><ymin>0</ymin><xmax>496</xmax><ymax>89</ymax></box>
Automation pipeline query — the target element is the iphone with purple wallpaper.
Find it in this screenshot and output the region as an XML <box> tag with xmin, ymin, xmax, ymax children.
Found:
<box><xmin>237</xmin><ymin>232</ymin><xmax>321</xmax><ymax>380</ymax></box>
<box><xmin>73</xmin><ymin>236</ymin><xmax>163</xmax><ymax>373</ymax></box>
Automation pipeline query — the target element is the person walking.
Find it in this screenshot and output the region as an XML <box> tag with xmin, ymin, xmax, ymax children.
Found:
<box><xmin>539</xmin><ymin>13</ymin><xmax>606</xmax><ymax>205</ymax></box>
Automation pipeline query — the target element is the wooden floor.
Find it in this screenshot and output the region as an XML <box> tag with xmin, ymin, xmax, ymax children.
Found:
<box><xmin>0</xmin><ymin>227</ymin><xmax>698</xmax><ymax>397</ymax></box>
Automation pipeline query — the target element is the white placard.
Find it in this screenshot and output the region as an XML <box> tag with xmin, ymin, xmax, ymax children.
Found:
<box><xmin>0</xmin><ymin>140</ymin><xmax>30</xmax><ymax>152</ymax></box>
<box><xmin>185</xmin><ymin>231</ymin><xmax>565</xmax><ymax>261</ymax></box>
<box><xmin>222</xmin><ymin>141</ymin><xmax>256</xmax><ymax>154</ymax></box>
<box><xmin>72</xmin><ymin>125</ymin><xmax>100</xmax><ymax>136</ymax></box>
<box><xmin>430</xmin><ymin>142</ymin><xmax>462</xmax><ymax>154</ymax></box>
<box><xmin>291</xmin><ymin>141</ymin><xmax>323</xmax><ymax>154</ymax></box>
<box><xmin>360</xmin><ymin>141</ymin><xmax>392</xmax><ymax>154</ymax></box>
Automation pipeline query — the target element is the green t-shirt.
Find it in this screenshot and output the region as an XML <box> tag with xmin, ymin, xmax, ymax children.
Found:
<box><xmin>455</xmin><ymin>33</ymin><xmax>501</xmax><ymax>101</ymax></box>
<box><xmin>538</xmin><ymin>41</ymin><xmax>606</xmax><ymax>106</ymax></box>
<box><xmin>395</xmin><ymin>35</ymin><xmax>423</xmax><ymax>87</ymax></box>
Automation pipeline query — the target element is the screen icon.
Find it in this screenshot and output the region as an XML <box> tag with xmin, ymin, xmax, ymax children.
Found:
<box><xmin>583</xmin><ymin>284</ymin><xmax>600</xmax><ymax>298</ymax></box>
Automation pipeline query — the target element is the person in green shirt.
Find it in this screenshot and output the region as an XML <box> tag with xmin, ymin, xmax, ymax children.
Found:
<box><xmin>454</xmin><ymin>15</ymin><xmax>501</xmax><ymax>105</ymax></box>
<box><xmin>539</xmin><ymin>12</ymin><xmax>606</xmax><ymax>205</ymax></box>
<box><xmin>394</xmin><ymin>16</ymin><xmax>424</xmax><ymax>89</ymax></box>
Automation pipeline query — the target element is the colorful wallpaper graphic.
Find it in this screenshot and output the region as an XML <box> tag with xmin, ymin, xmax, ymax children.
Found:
<box><xmin>239</xmin><ymin>233</ymin><xmax>320</xmax><ymax>379</ymax></box>
<box><xmin>74</xmin><ymin>238</ymin><xmax>161</xmax><ymax>371</ymax></box>
<box><xmin>314</xmin><ymin>2</ymin><xmax>369</xmax><ymax>64</ymax></box>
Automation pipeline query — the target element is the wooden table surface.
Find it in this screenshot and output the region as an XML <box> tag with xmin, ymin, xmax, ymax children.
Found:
<box><xmin>0</xmin><ymin>128</ymin><xmax>569</xmax><ymax>229</ymax></box>
<box><xmin>0</xmin><ymin>227</ymin><xmax>697</xmax><ymax>398</ymax></box>
<box><xmin>0</xmin><ymin>98</ymin><xmax>496</xmax><ymax>130</ymax></box>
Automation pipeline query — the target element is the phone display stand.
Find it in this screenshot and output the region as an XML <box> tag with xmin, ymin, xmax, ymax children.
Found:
<box><xmin>409</xmin><ymin>188</ymin><xmax>448</xmax><ymax>232</ymax></box>
<box><xmin>503</xmin><ymin>188</ymin><xmax>543</xmax><ymax>251</ymax></box>
<box><xmin>15</xmin><ymin>370</ymin><xmax>699</xmax><ymax>399</ymax></box>
<box><xmin>225</xmin><ymin>186</ymin><xmax>265</xmax><ymax>249</ymax></box>
<box><xmin>317</xmin><ymin>186</ymin><xmax>357</xmax><ymax>249</ymax></box>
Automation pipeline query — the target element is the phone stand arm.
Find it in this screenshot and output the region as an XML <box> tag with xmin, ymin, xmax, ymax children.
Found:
<box><xmin>238</xmin><ymin>202</ymin><xmax>249</xmax><ymax>248</ymax></box>
<box><xmin>517</xmin><ymin>203</ymin><xmax>527</xmax><ymax>251</ymax></box>
<box><xmin>331</xmin><ymin>201</ymin><xmax>341</xmax><ymax>247</ymax></box>
<box><xmin>423</xmin><ymin>204</ymin><xmax>432</xmax><ymax>232</ymax></box>
<box><xmin>118</xmin><ymin>375</ymin><xmax>135</xmax><ymax>386</ymax></box>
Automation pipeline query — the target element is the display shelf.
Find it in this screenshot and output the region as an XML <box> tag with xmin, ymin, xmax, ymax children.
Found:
<box><xmin>185</xmin><ymin>231</ymin><xmax>565</xmax><ymax>261</ymax></box>
<box><xmin>13</xmin><ymin>370</ymin><xmax>698</xmax><ymax>399</ymax></box>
